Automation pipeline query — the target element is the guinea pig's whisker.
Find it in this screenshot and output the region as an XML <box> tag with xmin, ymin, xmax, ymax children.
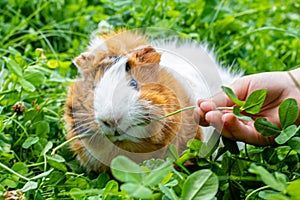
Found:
<box><xmin>72</xmin><ymin>121</ymin><xmax>95</xmax><ymax>132</ymax></box>
<box><xmin>73</xmin><ymin>118</ymin><xmax>94</xmax><ymax>126</ymax></box>
<box><xmin>72</xmin><ymin>112</ymin><xmax>93</xmax><ymax>116</ymax></box>
<box><xmin>73</xmin><ymin>117</ymin><xmax>94</xmax><ymax>123</ymax></box>
<box><xmin>152</xmin><ymin>103</ymin><xmax>182</xmax><ymax>107</ymax></box>
<box><xmin>88</xmin><ymin>130</ymin><xmax>100</xmax><ymax>143</ymax></box>
<box><xmin>163</xmin><ymin>119</ymin><xmax>196</xmax><ymax>126</ymax></box>
<box><xmin>136</xmin><ymin>105</ymin><xmax>196</xmax><ymax>126</ymax></box>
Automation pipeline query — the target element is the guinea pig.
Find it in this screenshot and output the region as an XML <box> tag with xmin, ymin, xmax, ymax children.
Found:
<box><xmin>64</xmin><ymin>30</ymin><xmax>239</xmax><ymax>172</ymax></box>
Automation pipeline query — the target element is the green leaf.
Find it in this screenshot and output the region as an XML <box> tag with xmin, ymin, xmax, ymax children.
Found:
<box><xmin>233</xmin><ymin>106</ymin><xmax>252</xmax><ymax>121</ymax></box>
<box><xmin>41</xmin><ymin>141</ymin><xmax>53</xmax><ymax>155</ymax></box>
<box><xmin>21</xmin><ymin>181</ymin><xmax>38</xmax><ymax>192</ymax></box>
<box><xmin>221</xmin><ymin>86</ymin><xmax>245</xmax><ymax>106</ymax></box>
<box><xmin>165</xmin><ymin>144</ymin><xmax>179</xmax><ymax>161</ymax></box>
<box><xmin>286</xmin><ymin>179</ymin><xmax>300</xmax><ymax>198</ymax></box>
<box><xmin>3</xmin><ymin>56</ymin><xmax>23</xmax><ymax>77</ymax></box>
<box><xmin>120</xmin><ymin>183</ymin><xmax>152</xmax><ymax>199</ymax></box>
<box><xmin>142</xmin><ymin>159</ymin><xmax>165</xmax><ymax>171</ymax></box>
<box><xmin>47</xmin><ymin>154</ymin><xmax>65</xmax><ymax>163</ymax></box>
<box><xmin>159</xmin><ymin>184</ymin><xmax>179</xmax><ymax>200</ymax></box>
<box><xmin>111</xmin><ymin>156</ymin><xmax>144</xmax><ymax>183</ymax></box>
<box><xmin>187</xmin><ymin>139</ymin><xmax>203</xmax><ymax>151</ymax></box>
<box><xmin>249</xmin><ymin>163</ymin><xmax>286</xmax><ymax>192</ymax></box>
<box><xmin>181</xmin><ymin>169</ymin><xmax>218</xmax><ymax>200</ymax></box>
<box><xmin>103</xmin><ymin>180</ymin><xmax>119</xmax><ymax>198</ymax></box>
<box><xmin>144</xmin><ymin>161</ymin><xmax>173</xmax><ymax>186</ymax></box>
<box><xmin>259</xmin><ymin>190</ymin><xmax>290</xmax><ymax>200</ymax></box>
<box><xmin>199</xmin><ymin>129</ymin><xmax>220</xmax><ymax>158</ymax></box>
<box><xmin>65</xmin><ymin>177</ymin><xmax>90</xmax><ymax>190</ymax></box>
<box><xmin>274</xmin><ymin>172</ymin><xmax>287</xmax><ymax>187</ymax></box>
<box><xmin>24</xmin><ymin>68</ymin><xmax>45</xmax><ymax>86</ymax></box>
<box><xmin>36</xmin><ymin>121</ymin><xmax>50</xmax><ymax>137</ymax></box>
<box><xmin>12</xmin><ymin>162</ymin><xmax>28</xmax><ymax>176</ymax></box>
<box><xmin>254</xmin><ymin>118</ymin><xmax>281</xmax><ymax>136</ymax></box>
<box><xmin>47</xmin><ymin>155</ymin><xmax>67</xmax><ymax>172</ymax></box>
<box><xmin>279</xmin><ymin>98</ymin><xmax>299</xmax><ymax>129</ymax></box>
<box><xmin>95</xmin><ymin>173</ymin><xmax>110</xmax><ymax>189</ymax></box>
<box><xmin>288</xmin><ymin>137</ymin><xmax>300</xmax><ymax>154</ymax></box>
<box><xmin>275</xmin><ymin>125</ymin><xmax>298</xmax><ymax>145</ymax></box>
<box><xmin>31</xmin><ymin>168</ymin><xmax>54</xmax><ymax>180</ymax></box>
<box><xmin>243</xmin><ymin>89</ymin><xmax>267</xmax><ymax>114</ymax></box>
<box><xmin>19</xmin><ymin>78</ymin><xmax>36</xmax><ymax>92</ymax></box>
<box><xmin>22</xmin><ymin>136</ymin><xmax>39</xmax><ymax>149</ymax></box>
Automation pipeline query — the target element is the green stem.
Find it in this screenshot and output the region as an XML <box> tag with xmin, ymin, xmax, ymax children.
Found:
<box><xmin>27</xmin><ymin>162</ymin><xmax>45</xmax><ymax>167</ymax></box>
<box><xmin>173</xmin><ymin>161</ymin><xmax>190</xmax><ymax>175</ymax></box>
<box><xmin>0</xmin><ymin>162</ymin><xmax>30</xmax><ymax>181</ymax></box>
<box><xmin>245</xmin><ymin>185</ymin><xmax>270</xmax><ymax>200</ymax></box>
<box><xmin>51</xmin><ymin>133</ymin><xmax>91</xmax><ymax>156</ymax></box>
<box><xmin>137</xmin><ymin>105</ymin><xmax>196</xmax><ymax>126</ymax></box>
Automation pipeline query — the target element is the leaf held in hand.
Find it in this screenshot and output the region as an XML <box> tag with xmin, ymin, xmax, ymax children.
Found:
<box><xmin>221</xmin><ymin>86</ymin><xmax>245</xmax><ymax>106</ymax></box>
<box><xmin>243</xmin><ymin>89</ymin><xmax>267</xmax><ymax>114</ymax></box>
<box><xmin>254</xmin><ymin>118</ymin><xmax>281</xmax><ymax>137</ymax></box>
<box><xmin>233</xmin><ymin>106</ymin><xmax>252</xmax><ymax>121</ymax></box>
<box><xmin>279</xmin><ymin>98</ymin><xmax>299</xmax><ymax>129</ymax></box>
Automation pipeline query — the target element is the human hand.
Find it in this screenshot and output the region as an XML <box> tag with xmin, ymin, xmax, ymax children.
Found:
<box><xmin>194</xmin><ymin>69</ymin><xmax>300</xmax><ymax>146</ymax></box>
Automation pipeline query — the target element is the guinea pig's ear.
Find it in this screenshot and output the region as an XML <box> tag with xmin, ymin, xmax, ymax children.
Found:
<box><xmin>138</xmin><ymin>46</ymin><xmax>161</xmax><ymax>64</ymax></box>
<box><xmin>73</xmin><ymin>52</ymin><xmax>94</xmax><ymax>70</ymax></box>
<box><xmin>73</xmin><ymin>51</ymin><xmax>106</xmax><ymax>78</ymax></box>
<box><xmin>129</xmin><ymin>46</ymin><xmax>161</xmax><ymax>66</ymax></box>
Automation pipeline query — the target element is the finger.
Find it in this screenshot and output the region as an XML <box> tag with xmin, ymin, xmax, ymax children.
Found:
<box><xmin>222</xmin><ymin>113</ymin><xmax>275</xmax><ymax>146</ymax></box>
<box><xmin>199</xmin><ymin>101</ymin><xmax>217</xmax><ymax>112</ymax></box>
<box><xmin>205</xmin><ymin>111</ymin><xmax>225</xmax><ymax>132</ymax></box>
<box><xmin>194</xmin><ymin>101</ymin><xmax>217</xmax><ymax>126</ymax></box>
<box><xmin>205</xmin><ymin>111</ymin><xmax>235</xmax><ymax>139</ymax></box>
<box><xmin>194</xmin><ymin>107</ymin><xmax>210</xmax><ymax>126</ymax></box>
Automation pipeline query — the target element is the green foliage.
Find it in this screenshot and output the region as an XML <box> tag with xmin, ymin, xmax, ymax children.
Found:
<box><xmin>0</xmin><ymin>0</ymin><xmax>299</xmax><ymax>199</ymax></box>
<box><xmin>222</xmin><ymin>86</ymin><xmax>267</xmax><ymax>120</ymax></box>
<box><xmin>279</xmin><ymin>98</ymin><xmax>299</xmax><ymax>129</ymax></box>
<box><xmin>254</xmin><ymin>118</ymin><xmax>281</xmax><ymax>137</ymax></box>
<box><xmin>253</xmin><ymin>98</ymin><xmax>300</xmax><ymax>145</ymax></box>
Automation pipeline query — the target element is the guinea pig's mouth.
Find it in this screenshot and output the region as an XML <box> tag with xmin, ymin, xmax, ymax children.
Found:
<box><xmin>105</xmin><ymin>128</ymin><xmax>140</xmax><ymax>143</ymax></box>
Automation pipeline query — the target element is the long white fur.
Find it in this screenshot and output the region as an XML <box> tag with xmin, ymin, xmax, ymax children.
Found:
<box><xmin>152</xmin><ymin>41</ymin><xmax>240</xmax><ymax>103</ymax></box>
<box><xmin>88</xmin><ymin>36</ymin><xmax>108</xmax><ymax>53</ymax></box>
<box><xmin>93</xmin><ymin>57</ymin><xmax>151</xmax><ymax>140</ymax></box>
<box><xmin>94</xmin><ymin>57</ymin><xmax>135</xmax><ymax>128</ymax></box>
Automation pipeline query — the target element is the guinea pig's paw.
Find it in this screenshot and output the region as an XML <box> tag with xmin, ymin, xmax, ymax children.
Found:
<box><xmin>74</xmin><ymin>52</ymin><xmax>95</xmax><ymax>68</ymax></box>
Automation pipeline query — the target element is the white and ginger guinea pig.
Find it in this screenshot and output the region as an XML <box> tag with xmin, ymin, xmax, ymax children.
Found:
<box><xmin>64</xmin><ymin>31</ymin><xmax>237</xmax><ymax>172</ymax></box>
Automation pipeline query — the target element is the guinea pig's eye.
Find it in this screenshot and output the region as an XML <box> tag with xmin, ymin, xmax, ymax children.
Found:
<box><xmin>129</xmin><ymin>78</ymin><xmax>139</xmax><ymax>90</ymax></box>
<box><xmin>125</xmin><ymin>62</ymin><xmax>131</xmax><ymax>72</ymax></box>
